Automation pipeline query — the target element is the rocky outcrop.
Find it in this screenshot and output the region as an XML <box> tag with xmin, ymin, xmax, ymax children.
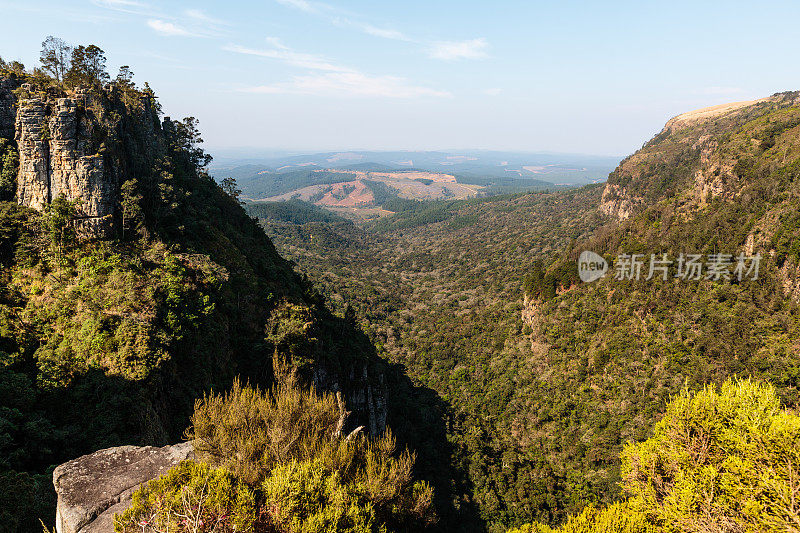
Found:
<box><xmin>598</xmin><ymin>96</ymin><xmax>782</xmax><ymax>221</ymax></box>
<box><xmin>661</xmin><ymin>98</ymin><xmax>770</xmax><ymax>134</ymax></box>
<box><xmin>14</xmin><ymin>84</ymin><xmax>115</xmax><ymax>237</ymax></box>
<box><xmin>53</xmin><ymin>442</ymin><xmax>194</xmax><ymax>533</ymax></box>
<box><xmin>313</xmin><ymin>362</ymin><xmax>387</xmax><ymax>437</ymax></box>
<box><xmin>599</xmin><ymin>181</ymin><xmax>637</xmax><ymax>220</ymax></box>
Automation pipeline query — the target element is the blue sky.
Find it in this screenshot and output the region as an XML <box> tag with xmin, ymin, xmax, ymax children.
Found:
<box><xmin>1</xmin><ymin>0</ymin><xmax>799</xmax><ymax>157</ymax></box>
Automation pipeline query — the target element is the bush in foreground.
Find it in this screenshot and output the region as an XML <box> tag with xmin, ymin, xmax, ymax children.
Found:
<box><xmin>510</xmin><ymin>379</ymin><xmax>800</xmax><ymax>533</ymax></box>
<box><xmin>115</xmin><ymin>367</ymin><xmax>435</xmax><ymax>532</ymax></box>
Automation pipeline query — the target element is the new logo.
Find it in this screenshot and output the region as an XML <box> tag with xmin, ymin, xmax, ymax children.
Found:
<box><xmin>578</xmin><ymin>251</ymin><xmax>608</xmax><ymax>282</ymax></box>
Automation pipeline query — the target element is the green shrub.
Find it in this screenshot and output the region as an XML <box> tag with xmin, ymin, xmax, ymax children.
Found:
<box><xmin>260</xmin><ymin>457</ymin><xmax>377</xmax><ymax>532</ymax></box>
<box><xmin>622</xmin><ymin>378</ymin><xmax>800</xmax><ymax>532</ymax></box>
<box><xmin>510</xmin><ymin>379</ymin><xmax>800</xmax><ymax>533</ymax></box>
<box><xmin>42</xmin><ymin>194</ymin><xmax>77</xmax><ymax>259</ymax></box>
<box><xmin>508</xmin><ymin>502</ymin><xmax>652</xmax><ymax>533</ymax></box>
<box><xmin>0</xmin><ymin>139</ymin><xmax>18</xmax><ymax>201</ymax></box>
<box><xmin>114</xmin><ymin>460</ymin><xmax>256</xmax><ymax>533</ymax></box>
<box><xmin>187</xmin><ymin>370</ymin><xmax>344</xmax><ymax>484</ymax></box>
<box><xmin>132</xmin><ymin>370</ymin><xmax>438</xmax><ymax>531</ymax></box>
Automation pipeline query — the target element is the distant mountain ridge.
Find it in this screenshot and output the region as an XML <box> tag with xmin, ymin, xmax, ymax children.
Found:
<box><xmin>210</xmin><ymin>150</ymin><xmax>618</xmax><ymax>194</ymax></box>
<box><xmin>211</xmin><ymin>150</ymin><xmax>617</xmax><ymax>221</ymax></box>
<box><xmin>211</xmin><ymin>149</ymin><xmax>619</xmax><ymax>180</ymax></box>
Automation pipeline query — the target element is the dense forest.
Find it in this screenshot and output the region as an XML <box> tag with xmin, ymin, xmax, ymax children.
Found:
<box><xmin>256</xmin><ymin>92</ymin><xmax>800</xmax><ymax>531</ymax></box>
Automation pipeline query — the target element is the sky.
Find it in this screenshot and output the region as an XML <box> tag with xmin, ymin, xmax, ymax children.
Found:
<box><xmin>1</xmin><ymin>0</ymin><xmax>799</xmax><ymax>158</ymax></box>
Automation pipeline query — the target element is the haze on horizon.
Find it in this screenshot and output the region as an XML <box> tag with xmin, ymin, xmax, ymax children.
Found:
<box><xmin>2</xmin><ymin>0</ymin><xmax>799</xmax><ymax>158</ymax></box>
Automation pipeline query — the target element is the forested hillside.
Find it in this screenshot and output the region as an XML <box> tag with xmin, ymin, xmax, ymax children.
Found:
<box><xmin>0</xmin><ymin>44</ymin><xmax>416</xmax><ymax>531</ymax></box>
<box><xmin>256</xmin><ymin>92</ymin><xmax>800</xmax><ymax>531</ymax></box>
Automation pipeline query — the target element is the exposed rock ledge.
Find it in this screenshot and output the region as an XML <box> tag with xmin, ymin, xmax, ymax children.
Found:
<box><xmin>53</xmin><ymin>442</ymin><xmax>193</xmax><ymax>533</ymax></box>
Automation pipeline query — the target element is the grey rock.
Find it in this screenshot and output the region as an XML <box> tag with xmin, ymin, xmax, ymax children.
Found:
<box><xmin>0</xmin><ymin>76</ymin><xmax>120</xmax><ymax>239</ymax></box>
<box><xmin>53</xmin><ymin>442</ymin><xmax>194</xmax><ymax>533</ymax></box>
<box><xmin>14</xmin><ymin>94</ymin><xmax>117</xmax><ymax>238</ymax></box>
<box><xmin>313</xmin><ymin>362</ymin><xmax>387</xmax><ymax>437</ymax></box>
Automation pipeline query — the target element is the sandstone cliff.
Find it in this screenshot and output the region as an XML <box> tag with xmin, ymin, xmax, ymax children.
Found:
<box><xmin>0</xmin><ymin>77</ymin><xmax>161</xmax><ymax>238</ymax></box>
<box><xmin>595</xmin><ymin>90</ymin><xmax>800</xmax><ymax>301</ymax></box>
<box><xmin>15</xmin><ymin>87</ymin><xmax>115</xmax><ymax>237</ymax></box>
<box><xmin>599</xmin><ymin>91</ymin><xmax>800</xmax><ymax>221</ymax></box>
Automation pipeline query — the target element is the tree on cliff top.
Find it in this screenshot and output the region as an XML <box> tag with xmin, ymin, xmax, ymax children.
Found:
<box><xmin>64</xmin><ymin>44</ymin><xmax>109</xmax><ymax>87</ymax></box>
<box><xmin>40</xmin><ymin>36</ymin><xmax>71</xmax><ymax>82</ymax></box>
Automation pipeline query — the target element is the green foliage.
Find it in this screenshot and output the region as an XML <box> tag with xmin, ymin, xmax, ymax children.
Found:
<box><xmin>119</xmin><ymin>179</ymin><xmax>143</xmax><ymax>238</ymax></box>
<box><xmin>223</xmin><ymin>168</ymin><xmax>359</xmax><ymax>199</ymax></box>
<box><xmin>507</xmin><ymin>502</ymin><xmax>652</xmax><ymax>533</ymax></box>
<box><xmin>0</xmin><ymin>201</ymin><xmax>37</xmax><ymax>267</ymax></box>
<box><xmin>42</xmin><ymin>194</ymin><xmax>77</xmax><ymax>257</ymax></box>
<box><xmin>220</xmin><ymin>177</ymin><xmax>242</xmax><ymax>203</ymax></box>
<box><xmin>261</xmin><ymin>187</ymin><xmax>608</xmax><ymax>528</ymax></box>
<box><xmin>621</xmin><ymin>379</ymin><xmax>800</xmax><ymax>532</ymax></box>
<box><xmin>362</xmin><ymin>180</ymin><xmax>399</xmax><ymax>205</ymax></box>
<box><xmin>0</xmin><ymin>138</ymin><xmax>18</xmax><ymax>201</ymax></box>
<box><xmin>114</xmin><ymin>460</ymin><xmax>257</xmax><ymax>533</ymax></box>
<box><xmin>39</xmin><ymin>36</ymin><xmax>71</xmax><ymax>82</ymax></box>
<box><xmin>6</xmin><ymin>236</ymin><xmax>227</xmax><ymax>387</ymax></box>
<box><xmin>0</xmin><ymin>469</ymin><xmax>53</xmax><ymax>533</ymax></box>
<box><xmin>64</xmin><ymin>44</ymin><xmax>109</xmax><ymax>87</ymax></box>
<box><xmin>124</xmin><ymin>374</ymin><xmax>435</xmax><ymax>532</ymax></box>
<box><xmin>259</xmin><ymin>91</ymin><xmax>800</xmax><ymax>531</ymax></box>
<box><xmin>511</xmin><ymin>379</ymin><xmax>800</xmax><ymax>533</ymax></box>
<box><xmin>370</xmin><ymin>199</ymin><xmax>459</xmax><ymax>231</ymax></box>
<box><xmin>1</xmin><ymin>42</ymin><xmax>392</xmax><ymax>529</ymax></box>
<box><xmin>188</xmin><ymin>371</ymin><xmax>343</xmax><ymax>484</ymax></box>
<box><xmin>246</xmin><ymin>200</ymin><xmax>349</xmax><ymax>225</ymax></box>
<box><xmin>260</xmin><ymin>457</ymin><xmax>378</xmax><ymax>533</ymax></box>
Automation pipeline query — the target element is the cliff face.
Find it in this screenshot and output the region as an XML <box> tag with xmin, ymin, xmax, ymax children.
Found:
<box><xmin>595</xmin><ymin>90</ymin><xmax>800</xmax><ymax>302</ymax></box>
<box><xmin>599</xmin><ymin>92</ymin><xmax>800</xmax><ymax>221</ymax></box>
<box><xmin>0</xmin><ymin>77</ymin><xmax>165</xmax><ymax>238</ymax></box>
<box><xmin>12</xmin><ymin>83</ymin><xmax>116</xmax><ymax>237</ymax></box>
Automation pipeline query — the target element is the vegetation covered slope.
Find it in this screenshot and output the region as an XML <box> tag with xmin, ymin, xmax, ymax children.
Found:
<box><xmin>255</xmin><ymin>93</ymin><xmax>800</xmax><ymax>531</ymax></box>
<box><xmin>0</xmin><ymin>44</ymin><xmax>395</xmax><ymax>531</ymax></box>
<box><xmin>256</xmin><ymin>188</ymin><xmax>609</xmax><ymax>531</ymax></box>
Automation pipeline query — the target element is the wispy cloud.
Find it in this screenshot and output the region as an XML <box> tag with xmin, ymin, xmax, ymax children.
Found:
<box><xmin>227</xmin><ymin>40</ymin><xmax>449</xmax><ymax>98</ymax></box>
<box><xmin>94</xmin><ymin>0</ymin><xmax>227</xmax><ymax>37</ymax></box>
<box><xmin>361</xmin><ymin>24</ymin><xmax>409</xmax><ymax>41</ymax></box>
<box><xmin>91</xmin><ymin>0</ymin><xmax>159</xmax><ymax>17</ymax></box>
<box><xmin>241</xmin><ymin>73</ymin><xmax>451</xmax><ymax>98</ymax></box>
<box><xmin>332</xmin><ymin>17</ymin><xmax>414</xmax><ymax>42</ymax></box>
<box><xmin>484</xmin><ymin>88</ymin><xmax>503</xmax><ymax>96</ymax></box>
<box><xmin>273</xmin><ymin>0</ymin><xmax>487</xmax><ymax>59</ymax></box>
<box><xmin>94</xmin><ymin>0</ymin><xmax>146</xmax><ymax>7</ymax></box>
<box><xmin>429</xmin><ymin>38</ymin><xmax>489</xmax><ymax>60</ymax></box>
<box><xmin>147</xmin><ymin>19</ymin><xmax>198</xmax><ymax>37</ymax></box>
<box><xmin>275</xmin><ymin>0</ymin><xmax>321</xmax><ymax>14</ymax></box>
<box><xmin>185</xmin><ymin>8</ymin><xmax>229</xmax><ymax>27</ymax></box>
<box><xmin>224</xmin><ymin>42</ymin><xmax>350</xmax><ymax>72</ymax></box>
